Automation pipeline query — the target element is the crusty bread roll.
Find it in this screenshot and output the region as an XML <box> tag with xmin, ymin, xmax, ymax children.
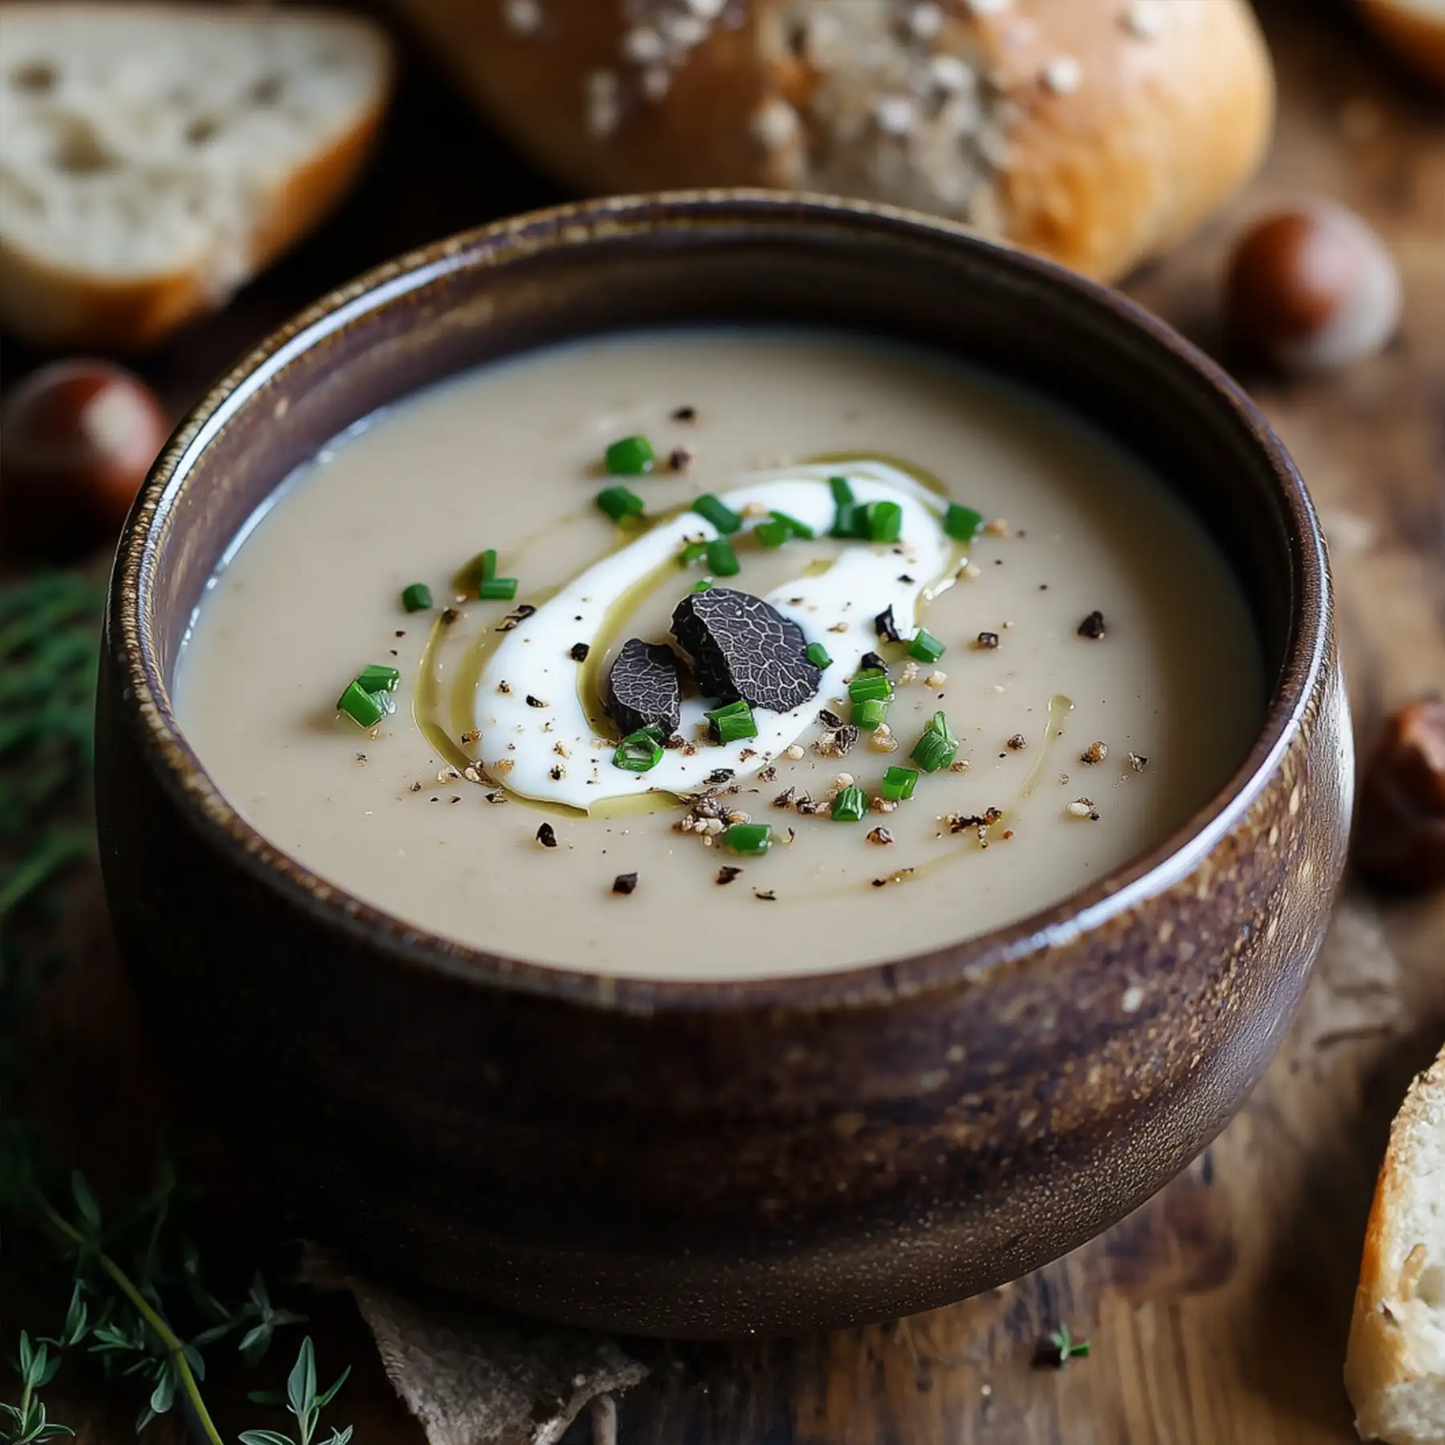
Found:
<box><xmin>1357</xmin><ymin>0</ymin><xmax>1445</xmax><ymax>89</ymax></box>
<box><xmin>392</xmin><ymin>0</ymin><xmax>1274</xmax><ymax>283</ymax></box>
<box><xmin>0</xmin><ymin>4</ymin><xmax>392</xmax><ymax>351</ymax></box>
<box><xmin>1346</xmin><ymin>1044</ymin><xmax>1445</xmax><ymax>1445</ymax></box>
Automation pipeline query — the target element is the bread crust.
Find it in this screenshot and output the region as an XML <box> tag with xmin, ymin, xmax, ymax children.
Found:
<box><xmin>1346</xmin><ymin>1045</ymin><xmax>1445</xmax><ymax>1445</ymax></box>
<box><xmin>396</xmin><ymin>0</ymin><xmax>1273</xmax><ymax>283</ymax></box>
<box><xmin>1357</xmin><ymin>0</ymin><xmax>1445</xmax><ymax>89</ymax></box>
<box><xmin>0</xmin><ymin>5</ymin><xmax>392</xmax><ymax>352</ymax></box>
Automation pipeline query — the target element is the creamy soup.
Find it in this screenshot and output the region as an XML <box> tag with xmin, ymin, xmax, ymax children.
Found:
<box><xmin>176</xmin><ymin>330</ymin><xmax>1264</xmax><ymax>979</ymax></box>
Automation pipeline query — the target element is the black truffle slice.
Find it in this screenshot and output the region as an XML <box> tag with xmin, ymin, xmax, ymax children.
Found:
<box><xmin>671</xmin><ymin>587</ymin><xmax>821</xmax><ymax>713</ymax></box>
<box><xmin>603</xmin><ymin>639</ymin><xmax>684</xmax><ymax>736</ymax></box>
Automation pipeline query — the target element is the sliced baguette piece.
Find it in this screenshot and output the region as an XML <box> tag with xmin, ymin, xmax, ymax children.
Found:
<box><xmin>1347</xmin><ymin>1044</ymin><xmax>1445</xmax><ymax>1444</ymax></box>
<box><xmin>0</xmin><ymin>3</ymin><xmax>392</xmax><ymax>351</ymax></box>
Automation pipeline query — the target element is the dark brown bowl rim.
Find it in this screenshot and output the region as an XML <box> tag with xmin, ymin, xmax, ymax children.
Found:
<box><xmin>110</xmin><ymin>190</ymin><xmax>1331</xmax><ymax>1016</ymax></box>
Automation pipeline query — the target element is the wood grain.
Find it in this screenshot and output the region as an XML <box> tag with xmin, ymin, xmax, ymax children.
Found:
<box><xmin>3</xmin><ymin>0</ymin><xmax>1442</xmax><ymax>1440</ymax></box>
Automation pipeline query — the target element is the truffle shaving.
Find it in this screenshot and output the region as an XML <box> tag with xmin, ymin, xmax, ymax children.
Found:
<box><xmin>603</xmin><ymin>638</ymin><xmax>684</xmax><ymax>736</ymax></box>
<box><xmin>671</xmin><ymin>587</ymin><xmax>821</xmax><ymax>713</ymax></box>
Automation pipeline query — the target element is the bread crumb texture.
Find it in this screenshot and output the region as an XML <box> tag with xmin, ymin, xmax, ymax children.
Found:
<box><xmin>575</xmin><ymin>0</ymin><xmax>1015</xmax><ymax>223</ymax></box>
<box><xmin>0</xmin><ymin>3</ymin><xmax>390</xmax><ymax>346</ymax></box>
<box><xmin>432</xmin><ymin>0</ymin><xmax>1273</xmax><ymax>283</ymax></box>
<box><xmin>1346</xmin><ymin>1046</ymin><xmax>1445</xmax><ymax>1445</ymax></box>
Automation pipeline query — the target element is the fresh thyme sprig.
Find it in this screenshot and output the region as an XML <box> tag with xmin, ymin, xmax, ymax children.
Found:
<box><xmin>2</xmin><ymin>1331</ymin><xmax>72</xmax><ymax>1444</ymax></box>
<box><xmin>2</xmin><ymin>1142</ymin><xmax>345</xmax><ymax>1442</ymax></box>
<box><xmin>1036</xmin><ymin>1321</ymin><xmax>1091</xmax><ymax>1367</ymax></box>
<box><xmin>239</xmin><ymin>1339</ymin><xmax>352</xmax><ymax>1445</ymax></box>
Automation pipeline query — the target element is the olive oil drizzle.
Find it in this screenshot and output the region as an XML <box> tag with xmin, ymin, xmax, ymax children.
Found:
<box><xmin>1021</xmin><ymin>694</ymin><xmax>1075</xmax><ymax>798</ymax></box>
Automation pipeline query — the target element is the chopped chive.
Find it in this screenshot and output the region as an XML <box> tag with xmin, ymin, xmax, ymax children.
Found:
<box><xmin>912</xmin><ymin>710</ymin><xmax>958</xmax><ymax>772</ymax></box>
<box><xmin>770</xmin><ymin>510</ymin><xmax>815</xmax><ymax>540</ymax></box>
<box><xmin>401</xmin><ymin>583</ymin><xmax>433</xmax><ymax>612</ymax></box>
<box><xmin>693</xmin><ymin>493</ymin><xmax>743</xmax><ymax>535</ymax></box>
<box><xmin>853</xmin><ymin>696</ymin><xmax>892</xmax><ymax>731</ymax></box>
<box><xmin>693</xmin><ymin>579</ymin><xmax>713</xmax><ymax>592</ymax></box>
<box><xmin>912</xmin><ymin>733</ymin><xmax>953</xmax><ymax>772</ymax></box>
<box><xmin>479</xmin><ymin>577</ymin><xmax>519</xmax><ymax>601</ymax></box>
<box><xmin>725</xmin><ymin>822</ymin><xmax>772</xmax><ymax>856</ymax></box>
<box><xmin>469</xmin><ymin>549</ymin><xmax>498</xmax><ymax>586</ymax></box>
<box><xmin>831</xmin><ymin>785</ymin><xmax>867</xmax><ymax>822</ymax></box>
<box><xmin>337</xmin><ymin>681</ymin><xmax>386</xmax><ymax>728</ymax></box>
<box><xmin>706</xmin><ymin>537</ymin><xmax>740</xmax><ymax>577</ymax></box>
<box><xmin>604</xmin><ymin>434</ymin><xmax>655</xmax><ymax>475</ymax></box>
<box><xmin>755</xmin><ymin>519</ymin><xmax>790</xmax><ymax>548</ymax></box>
<box><xmin>909</xmin><ymin>629</ymin><xmax>946</xmax><ymax>664</ymax></box>
<box><xmin>881</xmin><ymin>765</ymin><xmax>918</xmax><ymax>801</ymax></box>
<box><xmin>706</xmin><ymin>697</ymin><xmax>757</xmax><ymax>744</ymax></box>
<box><xmin>805</xmin><ymin>642</ymin><xmax>832</xmax><ymax>669</ymax></box>
<box><xmin>597</xmin><ymin>485</ymin><xmax>646</xmax><ymax>523</ymax></box>
<box><xmin>943</xmin><ymin>503</ymin><xmax>985</xmax><ymax>542</ymax></box>
<box><xmin>829</xmin><ymin>475</ymin><xmax>855</xmax><ymax>506</ymax></box>
<box><xmin>356</xmin><ymin>664</ymin><xmax>400</xmax><ymax>693</ymax></box>
<box><xmin>679</xmin><ymin>540</ymin><xmax>710</xmax><ymax>566</ymax></box>
<box><xmin>613</xmin><ymin>728</ymin><xmax>664</xmax><ymax>772</ymax></box>
<box><xmin>864</xmin><ymin>500</ymin><xmax>904</xmax><ymax>544</ymax></box>
<box><xmin>848</xmin><ymin>669</ymin><xmax>893</xmax><ymax>704</ymax></box>
<box><xmin>830</xmin><ymin>501</ymin><xmax>862</xmax><ymax>539</ymax></box>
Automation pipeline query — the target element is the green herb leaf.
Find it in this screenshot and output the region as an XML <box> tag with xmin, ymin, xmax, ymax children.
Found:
<box><xmin>612</xmin><ymin>730</ymin><xmax>664</xmax><ymax>773</ymax></box>
<box><xmin>238</xmin><ymin>1432</ymin><xmax>295</xmax><ymax>1445</ymax></box>
<box><xmin>705</xmin><ymin>699</ymin><xmax>758</xmax><ymax>744</ymax></box>
<box><xmin>724</xmin><ymin>824</ymin><xmax>772</xmax><ymax>857</ymax></box>
<box><xmin>862</xmin><ymin>501</ymin><xmax>903</xmax><ymax>544</ymax></box>
<box><xmin>769</xmin><ymin>510</ymin><xmax>814</xmax><ymax>541</ymax></box>
<box><xmin>881</xmin><ymin>766</ymin><xmax>918</xmax><ymax>802</ymax></box>
<box><xmin>908</xmin><ymin>629</ymin><xmax>945</xmax><ymax>665</ymax></box>
<box><xmin>354</xmin><ymin>665</ymin><xmax>400</xmax><ymax>694</ymax></box>
<box><xmin>287</xmin><ymin>1338</ymin><xmax>318</xmax><ymax>1422</ymax></box>
<box><xmin>911</xmin><ymin>711</ymin><xmax>958</xmax><ymax>772</ymax></box>
<box><xmin>852</xmin><ymin>696</ymin><xmax>891</xmax><ymax>731</ymax></box>
<box><xmin>313</xmin><ymin>1365</ymin><xmax>352</xmax><ymax>1412</ymax></box>
<box><xmin>335</xmin><ymin>682</ymin><xmax>386</xmax><ymax>730</ymax></box>
<box><xmin>469</xmin><ymin>550</ymin><xmax>498</xmax><ymax>587</ymax></box>
<box><xmin>942</xmin><ymin>503</ymin><xmax>985</xmax><ymax>542</ymax></box>
<box><xmin>692</xmin><ymin>494</ymin><xmax>742</xmax><ymax>536</ymax></box>
<box><xmin>705</xmin><ymin>538</ymin><xmax>739</xmax><ymax>578</ymax></box>
<box><xmin>604</xmin><ymin>435</ymin><xmax>655</xmax><ymax>476</ymax></box>
<box><xmin>596</xmin><ymin>485</ymin><xmax>646</xmax><ymax>524</ymax></box>
<box><xmin>69</xmin><ymin>1173</ymin><xmax>101</xmax><ymax>1234</ymax></box>
<box><xmin>847</xmin><ymin>670</ymin><xmax>892</xmax><ymax>704</ymax></box>
<box><xmin>149</xmin><ymin>1370</ymin><xmax>175</xmax><ymax>1417</ymax></box>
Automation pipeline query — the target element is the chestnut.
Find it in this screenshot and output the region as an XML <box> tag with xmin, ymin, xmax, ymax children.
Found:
<box><xmin>1355</xmin><ymin>697</ymin><xmax>1445</xmax><ymax>892</ymax></box>
<box><xmin>1224</xmin><ymin>202</ymin><xmax>1401</xmax><ymax>373</ymax></box>
<box><xmin>0</xmin><ymin>360</ymin><xmax>169</xmax><ymax>558</ymax></box>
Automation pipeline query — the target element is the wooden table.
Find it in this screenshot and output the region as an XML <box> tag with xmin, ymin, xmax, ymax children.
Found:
<box><xmin>7</xmin><ymin>1</ymin><xmax>1443</xmax><ymax>1440</ymax></box>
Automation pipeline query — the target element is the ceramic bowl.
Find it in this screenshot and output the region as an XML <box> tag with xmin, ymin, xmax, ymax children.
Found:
<box><xmin>98</xmin><ymin>192</ymin><xmax>1351</xmax><ymax>1338</ymax></box>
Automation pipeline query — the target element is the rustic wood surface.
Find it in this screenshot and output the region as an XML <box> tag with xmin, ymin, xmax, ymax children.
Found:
<box><xmin>4</xmin><ymin>1</ymin><xmax>1443</xmax><ymax>1441</ymax></box>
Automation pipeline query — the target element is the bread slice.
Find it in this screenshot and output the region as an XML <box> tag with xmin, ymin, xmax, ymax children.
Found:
<box><xmin>0</xmin><ymin>3</ymin><xmax>391</xmax><ymax>350</ymax></box>
<box><xmin>1346</xmin><ymin>1045</ymin><xmax>1445</xmax><ymax>1444</ymax></box>
<box><xmin>1358</xmin><ymin>0</ymin><xmax>1445</xmax><ymax>88</ymax></box>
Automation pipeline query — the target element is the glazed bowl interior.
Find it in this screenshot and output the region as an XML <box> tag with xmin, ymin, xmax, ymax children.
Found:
<box><xmin>133</xmin><ymin>191</ymin><xmax>1318</xmax><ymax>1002</ymax></box>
